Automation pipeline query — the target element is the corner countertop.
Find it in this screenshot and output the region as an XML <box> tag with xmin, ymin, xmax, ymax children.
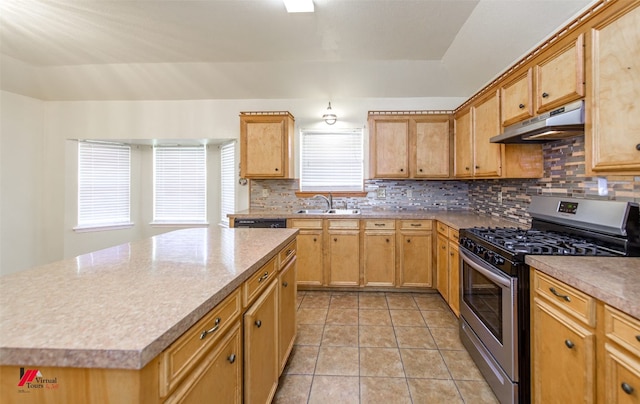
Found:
<box><xmin>229</xmin><ymin>209</ymin><xmax>525</xmax><ymax>231</ymax></box>
<box><xmin>526</xmin><ymin>255</ymin><xmax>640</xmax><ymax>319</ymax></box>
<box><xmin>0</xmin><ymin>227</ymin><xmax>298</xmax><ymax>370</ymax></box>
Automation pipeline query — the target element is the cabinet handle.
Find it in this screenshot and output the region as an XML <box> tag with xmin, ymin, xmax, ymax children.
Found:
<box><xmin>255</xmin><ymin>320</ymin><xmax>262</xmax><ymax>328</ymax></box>
<box><xmin>286</xmin><ymin>249</ymin><xmax>294</xmax><ymax>256</ymax></box>
<box><xmin>636</xmin><ymin>144</ymin><xmax>640</xmax><ymax>151</ymax></box>
<box><xmin>465</xmin><ymin>167</ymin><xmax>470</xmax><ymax>171</ymax></box>
<box><xmin>564</xmin><ymin>339</ymin><xmax>575</xmax><ymax>349</ymax></box>
<box><xmin>441</xmin><ymin>246</ymin><xmax>446</xmax><ymax>250</ymax></box>
<box><xmin>313</xmin><ymin>237</ymin><xmax>317</xmax><ymax>242</ymax></box>
<box><xmin>475</xmin><ymin>165</ymin><xmax>479</xmax><ymax>169</ymax></box>
<box><xmin>410</xmin><ymin>223</ymin><xmax>422</xmax><ymax>227</ymax></box>
<box><xmin>386</xmin><ymin>238</ymin><xmax>390</xmax><ymax>243</ymax></box>
<box><xmin>450</xmin><ymin>252</ymin><xmax>454</xmax><ymax>256</ymax></box>
<box><xmin>621</xmin><ymin>382</ymin><xmax>634</xmax><ymax>395</ymax></box>
<box><xmin>518</xmin><ymin>103</ymin><xmax>525</xmax><ymax>109</ymax></box>
<box><xmin>283</xmin><ymin>281</ymin><xmax>288</xmax><ymax>287</ymax></box>
<box><xmin>200</xmin><ymin>317</ymin><xmax>221</xmax><ymax>340</ymax></box>
<box><xmin>228</xmin><ymin>353</ymin><xmax>236</xmax><ymax>364</ymax></box>
<box><xmin>636</xmin><ymin>335</ymin><xmax>640</xmax><ymax>342</ymax></box>
<box><xmin>258</xmin><ymin>271</ymin><xmax>269</xmax><ymax>283</ymax></box>
<box><xmin>542</xmin><ymin>92</ymin><xmax>549</xmax><ymax>98</ymax></box>
<box><xmin>374</xmin><ymin>223</ymin><xmax>385</xmax><ymax>227</ymax></box>
<box><xmin>407</xmin><ymin>239</ymin><xmax>411</xmax><ymax>243</ymax></box>
<box><xmin>334</xmin><ymin>238</ymin><xmax>338</xmax><ymax>242</ymax></box>
<box><xmin>549</xmin><ymin>287</ymin><xmax>571</xmax><ymax>302</ymax></box>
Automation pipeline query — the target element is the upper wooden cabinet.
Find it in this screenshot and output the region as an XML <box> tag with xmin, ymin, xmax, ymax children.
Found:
<box><xmin>240</xmin><ymin>112</ymin><xmax>295</xmax><ymax>179</ymax></box>
<box><xmin>473</xmin><ymin>90</ymin><xmax>503</xmax><ymax>177</ymax></box>
<box><xmin>369</xmin><ymin>113</ymin><xmax>451</xmax><ymax>179</ymax></box>
<box><xmin>454</xmin><ymin>108</ymin><xmax>474</xmax><ymax>178</ymax></box>
<box><xmin>586</xmin><ymin>2</ymin><xmax>640</xmax><ymax>175</ymax></box>
<box><xmin>535</xmin><ymin>33</ymin><xmax>585</xmax><ymax>114</ymax></box>
<box><xmin>500</xmin><ymin>68</ymin><xmax>534</xmax><ymax>127</ymax></box>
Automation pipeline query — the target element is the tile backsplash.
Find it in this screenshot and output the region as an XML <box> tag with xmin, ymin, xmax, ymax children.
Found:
<box><xmin>249</xmin><ymin>136</ymin><xmax>639</xmax><ymax>225</ymax></box>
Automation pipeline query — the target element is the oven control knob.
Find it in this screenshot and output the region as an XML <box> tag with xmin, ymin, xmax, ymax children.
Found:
<box><xmin>494</xmin><ymin>256</ymin><xmax>505</xmax><ymax>266</ymax></box>
<box><xmin>475</xmin><ymin>246</ymin><xmax>485</xmax><ymax>255</ymax></box>
<box><xmin>484</xmin><ymin>251</ymin><xmax>494</xmax><ymax>260</ymax></box>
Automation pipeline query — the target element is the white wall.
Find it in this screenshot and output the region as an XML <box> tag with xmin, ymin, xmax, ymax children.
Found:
<box><xmin>2</xmin><ymin>94</ymin><xmax>465</xmax><ymax>273</ymax></box>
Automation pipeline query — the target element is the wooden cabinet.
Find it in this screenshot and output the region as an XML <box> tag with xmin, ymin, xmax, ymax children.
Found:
<box><xmin>362</xmin><ymin>220</ymin><xmax>396</xmax><ymax>287</ymax></box>
<box><xmin>436</xmin><ymin>222</ymin><xmax>460</xmax><ymax>316</ymax></box>
<box><xmin>327</xmin><ymin>219</ymin><xmax>360</xmax><ymax>287</ymax></box>
<box><xmin>586</xmin><ymin>2</ymin><xmax>640</xmax><ymax>175</ymax></box>
<box><xmin>278</xmin><ymin>252</ymin><xmax>297</xmax><ymax>375</ymax></box>
<box><xmin>472</xmin><ymin>90</ymin><xmax>503</xmax><ymax>177</ymax></box>
<box><xmin>369</xmin><ymin>113</ymin><xmax>451</xmax><ymax>179</ymax></box>
<box><xmin>535</xmin><ymin>33</ymin><xmax>585</xmax><ymax>114</ymax></box>
<box><xmin>240</xmin><ymin>112</ymin><xmax>295</xmax><ymax>179</ymax></box>
<box><xmin>288</xmin><ymin>219</ymin><xmax>324</xmax><ymax>287</ymax></box>
<box><xmin>500</xmin><ymin>68</ymin><xmax>534</xmax><ymax>127</ymax></box>
<box><xmin>244</xmin><ymin>281</ymin><xmax>278</xmax><ymax>404</ymax></box>
<box><xmin>454</xmin><ymin>108</ymin><xmax>474</xmax><ymax>178</ymax></box>
<box><xmin>603</xmin><ymin>305</ymin><xmax>640</xmax><ymax>403</ymax></box>
<box><xmin>397</xmin><ymin>220</ymin><xmax>433</xmax><ymax>288</ymax></box>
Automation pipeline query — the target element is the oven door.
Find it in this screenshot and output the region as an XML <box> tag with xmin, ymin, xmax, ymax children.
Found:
<box><xmin>459</xmin><ymin>248</ymin><xmax>518</xmax><ymax>380</ymax></box>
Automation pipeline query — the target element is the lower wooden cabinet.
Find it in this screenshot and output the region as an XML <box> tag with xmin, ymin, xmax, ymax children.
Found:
<box><xmin>436</xmin><ymin>222</ymin><xmax>460</xmax><ymax>315</ymax></box>
<box><xmin>165</xmin><ymin>323</ymin><xmax>242</xmax><ymax>404</ymax></box>
<box><xmin>244</xmin><ymin>281</ymin><xmax>279</xmax><ymax>404</ymax></box>
<box><xmin>288</xmin><ymin>219</ymin><xmax>324</xmax><ymax>286</ymax></box>
<box><xmin>327</xmin><ymin>219</ymin><xmax>360</xmax><ymax>287</ymax></box>
<box><xmin>397</xmin><ymin>220</ymin><xmax>433</xmax><ymax>288</ymax></box>
<box><xmin>363</xmin><ymin>220</ymin><xmax>396</xmax><ymax>287</ymax></box>
<box><xmin>278</xmin><ymin>257</ymin><xmax>297</xmax><ymax>374</ymax></box>
<box><xmin>436</xmin><ymin>233</ymin><xmax>449</xmax><ymax>301</ymax></box>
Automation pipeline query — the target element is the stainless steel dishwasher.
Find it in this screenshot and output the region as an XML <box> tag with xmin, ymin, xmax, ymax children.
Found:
<box><xmin>233</xmin><ymin>218</ymin><xmax>287</xmax><ymax>228</ymax></box>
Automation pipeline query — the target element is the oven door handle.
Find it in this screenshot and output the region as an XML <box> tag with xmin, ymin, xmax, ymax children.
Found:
<box><xmin>460</xmin><ymin>249</ymin><xmax>511</xmax><ymax>288</ymax></box>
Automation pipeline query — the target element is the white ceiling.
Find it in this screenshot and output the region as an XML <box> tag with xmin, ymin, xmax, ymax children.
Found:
<box><xmin>0</xmin><ymin>0</ymin><xmax>595</xmax><ymax>101</ymax></box>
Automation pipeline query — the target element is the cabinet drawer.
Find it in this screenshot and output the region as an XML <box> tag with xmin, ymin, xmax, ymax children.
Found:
<box><xmin>605</xmin><ymin>305</ymin><xmax>640</xmax><ymax>358</ymax></box>
<box><xmin>160</xmin><ymin>288</ymin><xmax>242</xmax><ymax>397</ymax></box>
<box><xmin>364</xmin><ymin>220</ymin><xmax>396</xmax><ymax>230</ymax></box>
<box><xmin>449</xmin><ymin>228</ymin><xmax>459</xmax><ymax>241</ymax></box>
<box><xmin>279</xmin><ymin>240</ymin><xmax>297</xmax><ymax>269</ymax></box>
<box><xmin>244</xmin><ymin>256</ymin><xmax>277</xmax><ymax>307</ymax></box>
<box><xmin>436</xmin><ymin>222</ymin><xmax>448</xmax><ymax>235</ymax></box>
<box><xmin>533</xmin><ymin>271</ymin><xmax>596</xmax><ymax>327</ymax></box>
<box><xmin>328</xmin><ymin>219</ymin><xmax>360</xmax><ymax>230</ymax></box>
<box><xmin>288</xmin><ymin>218</ymin><xmax>323</xmax><ymax>230</ymax></box>
<box><xmin>399</xmin><ymin>220</ymin><xmax>432</xmax><ymax>230</ymax></box>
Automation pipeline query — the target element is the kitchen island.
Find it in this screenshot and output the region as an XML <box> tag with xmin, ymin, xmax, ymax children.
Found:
<box><xmin>0</xmin><ymin>226</ymin><xmax>298</xmax><ymax>403</ymax></box>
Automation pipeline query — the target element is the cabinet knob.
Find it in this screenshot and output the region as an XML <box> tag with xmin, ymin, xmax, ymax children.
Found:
<box><xmin>542</xmin><ymin>92</ymin><xmax>549</xmax><ymax>98</ymax></box>
<box><xmin>621</xmin><ymin>382</ymin><xmax>634</xmax><ymax>395</ymax></box>
<box><xmin>255</xmin><ymin>320</ymin><xmax>262</xmax><ymax>328</ymax></box>
<box><xmin>465</xmin><ymin>167</ymin><xmax>470</xmax><ymax>171</ymax></box>
<box><xmin>275</xmin><ymin>168</ymin><xmax>279</xmax><ymax>171</ymax></box>
<box><xmin>450</xmin><ymin>252</ymin><xmax>454</xmax><ymax>256</ymax></box>
<box><xmin>636</xmin><ymin>335</ymin><xmax>640</xmax><ymax>342</ymax></box>
<box><xmin>386</xmin><ymin>238</ymin><xmax>390</xmax><ymax>243</ymax></box>
<box><xmin>564</xmin><ymin>339</ymin><xmax>575</xmax><ymax>349</ymax></box>
<box><xmin>419</xmin><ymin>168</ymin><xmax>423</xmax><ymax>172</ymax></box>
<box><xmin>313</xmin><ymin>238</ymin><xmax>317</xmax><ymax>242</ymax></box>
<box><xmin>334</xmin><ymin>238</ymin><xmax>338</xmax><ymax>242</ymax></box>
<box><xmin>400</xmin><ymin>168</ymin><xmax>404</xmax><ymax>172</ymax></box>
<box><xmin>283</xmin><ymin>281</ymin><xmax>288</xmax><ymax>287</ymax></box>
<box><xmin>227</xmin><ymin>353</ymin><xmax>236</xmax><ymax>364</ymax></box>
<box><xmin>519</xmin><ymin>103</ymin><xmax>525</xmax><ymax>109</ymax></box>
<box><xmin>407</xmin><ymin>239</ymin><xmax>411</xmax><ymax>243</ymax></box>
<box><xmin>636</xmin><ymin>144</ymin><xmax>640</xmax><ymax>151</ymax></box>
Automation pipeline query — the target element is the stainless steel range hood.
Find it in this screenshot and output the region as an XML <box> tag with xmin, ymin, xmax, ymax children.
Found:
<box><xmin>490</xmin><ymin>100</ymin><xmax>585</xmax><ymax>144</ymax></box>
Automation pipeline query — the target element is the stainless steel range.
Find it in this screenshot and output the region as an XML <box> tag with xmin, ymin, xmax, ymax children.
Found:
<box><xmin>458</xmin><ymin>196</ymin><xmax>640</xmax><ymax>404</ymax></box>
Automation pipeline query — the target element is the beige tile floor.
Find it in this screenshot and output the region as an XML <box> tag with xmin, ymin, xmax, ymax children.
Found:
<box><xmin>273</xmin><ymin>290</ymin><xmax>499</xmax><ymax>404</ymax></box>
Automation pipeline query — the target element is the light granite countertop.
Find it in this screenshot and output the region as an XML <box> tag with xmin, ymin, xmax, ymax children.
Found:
<box><xmin>229</xmin><ymin>209</ymin><xmax>525</xmax><ymax>230</ymax></box>
<box><xmin>526</xmin><ymin>256</ymin><xmax>640</xmax><ymax>319</ymax></box>
<box><xmin>0</xmin><ymin>227</ymin><xmax>298</xmax><ymax>370</ymax></box>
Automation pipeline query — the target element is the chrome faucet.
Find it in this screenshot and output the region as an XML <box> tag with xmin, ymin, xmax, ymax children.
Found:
<box><xmin>312</xmin><ymin>194</ymin><xmax>333</xmax><ymax>210</ymax></box>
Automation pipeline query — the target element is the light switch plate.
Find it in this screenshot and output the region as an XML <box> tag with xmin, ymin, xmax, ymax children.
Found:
<box><xmin>377</xmin><ymin>188</ymin><xmax>386</xmax><ymax>199</ymax></box>
<box><xmin>597</xmin><ymin>177</ymin><xmax>608</xmax><ymax>196</ymax></box>
<box><xmin>262</xmin><ymin>189</ymin><xmax>269</xmax><ymax>197</ymax></box>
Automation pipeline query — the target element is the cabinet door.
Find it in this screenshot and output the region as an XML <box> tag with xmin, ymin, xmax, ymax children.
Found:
<box><xmin>604</xmin><ymin>343</ymin><xmax>640</xmax><ymax>404</ymax></box>
<box><xmin>535</xmin><ymin>34</ymin><xmax>585</xmax><ymax>113</ymax></box>
<box><xmin>532</xmin><ymin>297</ymin><xmax>596</xmax><ymax>404</ymax></box>
<box><xmin>436</xmin><ymin>233</ymin><xmax>449</xmax><ymax>301</ymax></box>
<box><xmin>501</xmin><ymin>68</ymin><xmax>533</xmax><ymax>127</ymax></box>
<box><xmin>296</xmin><ymin>230</ymin><xmax>324</xmax><ymax>287</ymax></box>
<box><xmin>244</xmin><ymin>281</ymin><xmax>278</xmax><ymax>404</ymax></box>
<box><xmin>165</xmin><ymin>323</ymin><xmax>242</xmax><ymax>404</ymax></box>
<box><xmin>398</xmin><ymin>231</ymin><xmax>433</xmax><ymax>288</ymax></box>
<box><xmin>242</xmin><ymin>120</ymin><xmax>284</xmax><ymax>178</ymax></box>
<box><xmin>328</xmin><ymin>231</ymin><xmax>360</xmax><ymax>286</ymax></box>
<box><xmin>454</xmin><ymin>109</ymin><xmax>473</xmax><ymax>178</ymax></box>
<box><xmin>363</xmin><ymin>231</ymin><xmax>396</xmax><ymax>287</ymax></box>
<box><xmin>371</xmin><ymin>119</ymin><xmax>410</xmax><ymax>178</ymax></box>
<box><xmin>278</xmin><ymin>258</ymin><xmax>297</xmax><ymax>375</ymax></box>
<box><xmin>473</xmin><ymin>90</ymin><xmax>503</xmax><ymax>177</ymax></box>
<box><xmin>414</xmin><ymin>117</ymin><xmax>450</xmax><ymax>178</ymax></box>
<box><xmin>448</xmin><ymin>241</ymin><xmax>460</xmax><ymax>317</ymax></box>
<box><xmin>588</xmin><ymin>3</ymin><xmax>640</xmax><ymax>174</ymax></box>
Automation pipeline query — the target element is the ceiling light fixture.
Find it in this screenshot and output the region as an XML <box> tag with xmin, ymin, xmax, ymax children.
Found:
<box><xmin>283</xmin><ymin>0</ymin><xmax>314</xmax><ymax>13</ymax></box>
<box><xmin>323</xmin><ymin>102</ymin><xmax>337</xmax><ymax>125</ymax></box>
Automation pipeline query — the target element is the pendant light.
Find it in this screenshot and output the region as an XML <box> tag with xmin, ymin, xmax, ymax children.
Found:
<box><xmin>323</xmin><ymin>102</ymin><xmax>337</xmax><ymax>125</ymax></box>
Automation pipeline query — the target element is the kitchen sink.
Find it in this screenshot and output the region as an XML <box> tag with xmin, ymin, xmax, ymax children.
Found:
<box><xmin>295</xmin><ymin>209</ymin><xmax>361</xmax><ymax>215</ymax></box>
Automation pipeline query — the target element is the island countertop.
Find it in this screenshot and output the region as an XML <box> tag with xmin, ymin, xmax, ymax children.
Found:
<box><xmin>0</xmin><ymin>227</ymin><xmax>298</xmax><ymax>370</ymax></box>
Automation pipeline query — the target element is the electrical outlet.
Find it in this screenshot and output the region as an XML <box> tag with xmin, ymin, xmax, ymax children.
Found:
<box><xmin>377</xmin><ymin>188</ymin><xmax>386</xmax><ymax>199</ymax></box>
<box><xmin>262</xmin><ymin>189</ymin><xmax>269</xmax><ymax>198</ymax></box>
<box><xmin>406</xmin><ymin>189</ymin><xmax>413</xmax><ymax>198</ymax></box>
<box><xmin>597</xmin><ymin>177</ymin><xmax>608</xmax><ymax>196</ymax></box>
<box><xmin>498</xmin><ymin>191</ymin><xmax>503</xmax><ymax>204</ymax></box>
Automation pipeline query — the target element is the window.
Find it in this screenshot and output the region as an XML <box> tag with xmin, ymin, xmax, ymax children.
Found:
<box><xmin>77</xmin><ymin>141</ymin><xmax>131</xmax><ymax>229</ymax></box>
<box><xmin>220</xmin><ymin>142</ymin><xmax>236</xmax><ymax>227</ymax></box>
<box><xmin>153</xmin><ymin>145</ymin><xmax>207</xmax><ymax>224</ymax></box>
<box><xmin>300</xmin><ymin>129</ymin><xmax>364</xmax><ymax>192</ymax></box>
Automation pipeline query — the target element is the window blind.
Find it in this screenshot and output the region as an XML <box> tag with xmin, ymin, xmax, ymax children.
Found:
<box><xmin>153</xmin><ymin>146</ymin><xmax>207</xmax><ymax>223</ymax></box>
<box><xmin>220</xmin><ymin>142</ymin><xmax>236</xmax><ymax>227</ymax></box>
<box><xmin>300</xmin><ymin>130</ymin><xmax>364</xmax><ymax>191</ymax></box>
<box><xmin>77</xmin><ymin>142</ymin><xmax>131</xmax><ymax>228</ymax></box>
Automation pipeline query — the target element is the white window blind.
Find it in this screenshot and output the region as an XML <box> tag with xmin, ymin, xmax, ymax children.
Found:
<box><xmin>153</xmin><ymin>146</ymin><xmax>207</xmax><ymax>224</ymax></box>
<box><xmin>300</xmin><ymin>129</ymin><xmax>364</xmax><ymax>192</ymax></box>
<box><xmin>220</xmin><ymin>142</ymin><xmax>236</xmax><ymax>227</ymax></box>
<box><xmin>77</xmin><ymin>142</ymin><xmax>131</xmax><ymax>229</ymax></box>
